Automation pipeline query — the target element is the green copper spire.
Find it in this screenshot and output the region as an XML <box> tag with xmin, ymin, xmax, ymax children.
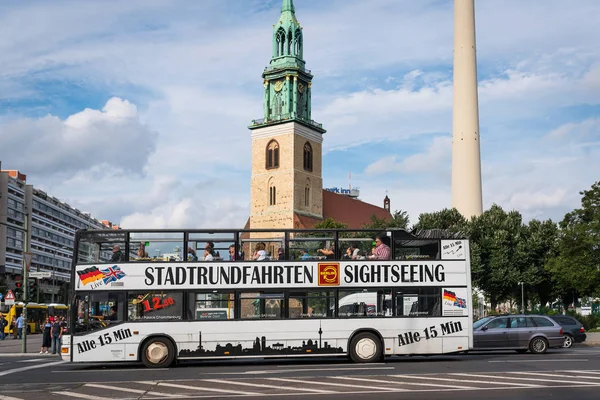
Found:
<box><xmin>281</xmin><ymin>0</ymin><xmax>295</xmax><ymax>13</ymax></box>
<box><xmin>249</xmin><ymin>0</ymin><xmax>325</xmax><ymax>133</ymax></box>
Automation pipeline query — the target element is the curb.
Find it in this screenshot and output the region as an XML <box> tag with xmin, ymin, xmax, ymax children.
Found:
<box><xmin>0</xmin><ymin>353</ymin><xmax>62</xmax><ymax>357</ymax></box>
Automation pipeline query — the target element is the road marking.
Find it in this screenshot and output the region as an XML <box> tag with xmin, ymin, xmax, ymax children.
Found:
<box><xmin>84</xmin><ymin>383</ymin><xmax>182</xmax><ymax>397</ymax></box>
<box><xmin>449</xmin><ymin>372</ymin><xmax>599</xmax><ymax>386</ymax></box>
<box><xmin>268</xmin><ymin>377</ymin><xmax>406</xmax><ymax>391</ymax></box>
<box><xmin>137</xmin><ymin>381</ymin><xmax>260</xmax><ymax>396</ymax></box>
<box><xmin>203</xmin><ymin>378</ymin><xmax>335</xmax><ymax>394</ymax></box>
<box><xmin>276</xmin><ymin>363</ymin><xmax>386</xmax><ymax>368</ymax></box>
<box><xmin>333</xmin><ymin>376</ymin><xmax>478</xmax><ymax>390</ymax></box>
<box><xmin>0</xmin><ymin>360</ymin><xmax>66</xmax><ymax>377</ymax></box>
<box><xmin>0</xmin><ymin>395</ymin><xmax>26</xmax><ymax>400</ymax></box>
<box><xmin>227</xmin><ymin>367</ymin><xmax>394</xmax><ymax>375</ymax></box>
<box><xmin>52</xmin><ymin>392</ymin><xmax>118</xmax><ymax>400</ymax></box>
<box><xmin>489</xmin><ymin>359</ymin><xmax>588</xmax><ymax>363</ymax></box>
<box><xmin>562</xmin><ymin>370</ymin><xmax>600</xmax><ymax>375</ymax></box>
<box><xmin>52</xmin><ymin>368</ymin><xmax>170</xmax><ymax>373</ymax></box>
<box><xmin>506</xmin><ymin>371</ymin><xmax>600</xmax><ymax>380</ymax></box>
<box><xmin>17</xmin><ymin>358</ymin><xmax>47</xmax><ymax>363</ymax></box>
<box><xmin>401</xmin><ymin>375</ymin><xmax>542</xmax><ymax>387</ymax></box>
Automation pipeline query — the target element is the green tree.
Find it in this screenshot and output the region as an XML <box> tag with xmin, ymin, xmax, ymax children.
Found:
<box><xmin>413</xmin><ymin>208</ymin><xmax>467</xmax><ymax>231</ymax></box>
<box><xmin>313</xmin><ymin>218</ymin><xmax>348</xmax><ymax>230</ymax></box>
<box><xmin>468</xmin><ymin>204</ymin><xmax>528</xmax><ymax>309</ymax></box>
<box><xmin>546</xmin><ymin>181</ymin><xmax>600</xmax><ymax>303</ymax></box>
<box><xmin>521</xmin><ymin>219</ymin><xmax>559</xmax><ymax>308</ymax></box>
<box><xmin>362</xmin><ymin>209</ymin><xmax>410</xmax><ymax>230</ymax></box>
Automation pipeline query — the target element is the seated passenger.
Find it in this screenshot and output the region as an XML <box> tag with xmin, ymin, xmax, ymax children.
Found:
<box><xmin>369</xmin><ymin>235</ymin><xmax>391</xmax><ymax>260</ymax></box>
<box><xmin>252</xmin><ymin>242</ymin><xmax>267</xmax><ymax>261</ymax></box>
<box><xmin>188</xmin><ymin>247</ymin><xmax>198</xmax><ymax>261</ymax></box>
<box><xmin>300</xmin><ymin>249</ymin><xmax>311</xmax><ymax>260</ymax></box>
<box><xmin>317</xmin><ymin>246</ymin><xmax>335</xmax><ymax>260</ymax></box>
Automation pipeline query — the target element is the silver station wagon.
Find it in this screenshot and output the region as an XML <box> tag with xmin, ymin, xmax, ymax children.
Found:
<box><xmin>472</xmin><ymin>314</ymin><xmax>565</xmax><ymax>354</ymax></box>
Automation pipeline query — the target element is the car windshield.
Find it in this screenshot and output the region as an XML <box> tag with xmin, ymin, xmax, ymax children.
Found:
<box><xmin>473</xmin><ymin>316</ymin><xmax>493</xmax><ymax>329</ymax></box>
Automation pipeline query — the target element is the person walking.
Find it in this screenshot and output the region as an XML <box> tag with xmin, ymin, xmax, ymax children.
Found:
<box><xmin>16</xmin><ymin>314</ymin><xmax>24</xmax><ymax>340</ymax></box>
<box><xmin>40</xmin><ymin>318</ymin><xmax>52</xmax><ymax>354</ymax></box>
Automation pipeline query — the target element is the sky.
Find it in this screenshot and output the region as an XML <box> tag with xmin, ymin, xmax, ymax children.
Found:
<box><xmin>0</xmin><ymin>0</ymin><xmax>599</xmax><ymax>229</ymax></box>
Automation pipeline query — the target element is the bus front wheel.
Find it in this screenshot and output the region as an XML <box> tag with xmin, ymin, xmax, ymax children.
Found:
<box><xmin>349</xmin><ymin>332</ymin><xmax>382</xmax><ymax>363</ymax></box>
<box><xmin>141</xmin><ymin>337</ymin><xmax>175</xmax><ymax>368</ymax></box>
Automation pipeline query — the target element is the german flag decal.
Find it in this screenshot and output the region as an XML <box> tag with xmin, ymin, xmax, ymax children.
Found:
<box><xmin>77</xmin><ymin>267</ymin><xmax>104</xmax><ymax>286</ymax></box>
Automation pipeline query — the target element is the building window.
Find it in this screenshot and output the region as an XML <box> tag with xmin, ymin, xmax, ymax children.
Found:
<box><xmin>304</xmin><ymin>186</ymin><xmax>310</xmax><ymax>207</ymax></box>
<box><xmin>269</xmin><ymin>186</ymin><xmax>277</xmax><ymax>206</ymax></box>
<box><xmin>303</xmin><ymin>142</ymin><xmax>313</xmax><ymax>171</ymax></box>
<box><xmin>266</xmin><ymin>140</ymin><xmax>280</xmax><ymax>169</ymax></box>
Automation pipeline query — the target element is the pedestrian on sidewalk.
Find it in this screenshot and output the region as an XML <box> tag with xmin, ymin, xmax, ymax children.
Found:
<box><xmin>0</xmin><ymin>315</ymin><xmax>6</xmax><ymax>340</ymax></box>
<box><xmin>51</xmin><ymin>317</ymin><xmax>62</xmax><ymax>354</ymax></box>
<box><xmin>16</xmin><ymin>315</ymin><xmax>23</xmax><ymax>340</ymax></box>
<box><xmin>40</xmin><ymin>317</ymin><xmax>51</xmax><ymax>354</ymax></box>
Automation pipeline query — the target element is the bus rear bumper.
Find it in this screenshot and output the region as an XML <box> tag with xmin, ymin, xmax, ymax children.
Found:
<box><xmin>60</xmin><ymin>335</ymin><xmax>71</xmax><ymax>362</ymax></box>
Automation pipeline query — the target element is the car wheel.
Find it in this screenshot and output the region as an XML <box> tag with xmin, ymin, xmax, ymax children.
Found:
<box><xmin>141</xmin><ymin>337</ymin><xmax>175</xmax><ymax>368</ymax></box>
<box><xmin>529</xmin><ymin>337</ymin><xmax>548</xmax><ymax>354</ymax></box>
<box><xmin>349</xmin><ymin>332</ymin><xmax>382</xmax><ymax>363</ymax></box>
<box><xmin>563</xmin><ymin>334</ymin><xmax>573</xmax><ymax>348</ymax></box>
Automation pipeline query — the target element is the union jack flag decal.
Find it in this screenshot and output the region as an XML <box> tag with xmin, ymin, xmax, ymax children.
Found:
<box><xmin>101</xmin><ymin>265</ymin><xmax>126</xmax><ymax>285</ymax></box>
<box><xmin>454</xmin><ymin>297</ymin><xmax>467</xmax><ymax>308</ymax></box>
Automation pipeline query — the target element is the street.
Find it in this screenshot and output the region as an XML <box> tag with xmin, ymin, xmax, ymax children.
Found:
<box><xmin>1</xmin><ymin>337</ymin><xmax>600</xmax><ymax>400</ymax></box>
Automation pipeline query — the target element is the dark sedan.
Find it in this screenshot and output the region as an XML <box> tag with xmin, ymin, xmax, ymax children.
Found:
<box><xmin>472</xmin><ymin>314</ymin><xmax>564</xmax><ymax>353</ymax></box>
<box><xmin>549</xmin><ymin>315</ymin><xmax>587</xmax><ymax>348</ymax></box>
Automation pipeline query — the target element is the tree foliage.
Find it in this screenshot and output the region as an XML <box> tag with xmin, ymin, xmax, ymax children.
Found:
<box><xmin>414</xmin><ymin>208</ymin><xmax>467</xmax><ymax>231</ymax></box>
<box><xmin>546</xmin><ymin>181</ymin><xmax>600</xmax><ymax>300</ymax></box>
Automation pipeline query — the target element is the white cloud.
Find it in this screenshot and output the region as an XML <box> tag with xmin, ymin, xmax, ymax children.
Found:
<box><xmin>364</xmin><ymin>136</ymin><xmax>451</xmax><ymax>176</ymax></box>
<box><xmin>0</xmin><ymin>97</ymin><xmax>158</xmax><ymax>177</ymax></box>
<box><xmin>1</xmin><ymin>0</ymin><xmax>599</xmax><ymax>227</ymax></box>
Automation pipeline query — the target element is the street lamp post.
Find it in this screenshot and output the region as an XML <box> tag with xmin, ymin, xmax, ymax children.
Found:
<box><xmin>519</xmin><ymin>282</ymin><xmax>525</xmax><ymax>314</ymax></box>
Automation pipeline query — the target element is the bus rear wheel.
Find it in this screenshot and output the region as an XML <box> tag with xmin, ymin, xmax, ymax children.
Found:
<box><xmin>141</xmin><ymin>337</ymin><xmax>175</xmax><ymax>368</ymax></box>
<box><xmin>349</xmin><ymin>332</ymin><xmax>382</xmax><ymax>363</ymax></box>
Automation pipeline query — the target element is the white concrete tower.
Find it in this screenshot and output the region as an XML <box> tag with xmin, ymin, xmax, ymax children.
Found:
<box><xmin>451</xmin><ymin>0</ymin><xmax>483</xmax><ymax>218</ymax></box>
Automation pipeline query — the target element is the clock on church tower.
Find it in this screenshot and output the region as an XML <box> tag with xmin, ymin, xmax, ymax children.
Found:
<box><xmin>248</xmin><ymin>0</ymin><xmax>326</xmax><ymax>230</ymax></box>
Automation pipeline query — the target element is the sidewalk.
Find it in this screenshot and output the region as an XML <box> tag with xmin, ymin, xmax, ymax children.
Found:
<box><xmin>0</xmin><ymin>334</ymin><xmax>50</xmax><ymax>356</ymax></box>
<box><xmin>583</xmin><ymin>332</ymin><xmax>600</xmax><ymax>346</ymax></box>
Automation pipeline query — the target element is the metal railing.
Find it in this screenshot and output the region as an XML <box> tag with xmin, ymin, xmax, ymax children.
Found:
<box><xmin>250</xmin><ymin>114</ymin><xmax>323</xmax><ymax>129</ymax></box>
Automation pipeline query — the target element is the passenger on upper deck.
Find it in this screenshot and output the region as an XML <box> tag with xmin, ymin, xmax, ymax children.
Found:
<box><xmin>229</xmin><ymin>245</ymin><xmax>241</xmax><ymax>261</ymax></box>
<box><xmin>204</xmin><ymin>242</ymin><xmax>216</xmax><ymax>261</ymax></box>
<box><xmin>252</xmin><ymin>242</ymin><xmax>267</xmax><ymax>261</ymax></box>
<box><xmin>369</xmin><ymin>235</ymin><xmax>391</xmax><ymax>260</ymax></box>
<box><xmin>111</xmin><ymin>245</ymin><xmax>125</xmax><ymax>262</ymax></box>
<box><xmin>188</xmin><ymin>247</ymin><xmax>198</xmax><ymax>262</ymax></box>
<box><xmin>317</xmin><ymin>245</ymin><xmax>335</xmax><ymax>260</ymax></box>
<box><xmin>137</xmin><ymin>242</ymin><xmax>149</xmax><ymax>259</ymax></box>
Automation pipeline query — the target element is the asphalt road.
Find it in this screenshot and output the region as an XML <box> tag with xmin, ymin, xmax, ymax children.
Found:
<box><xmin>1</xmin><ymin>346</ymin><xmax>600</xmax><ymax>400</ymax></box>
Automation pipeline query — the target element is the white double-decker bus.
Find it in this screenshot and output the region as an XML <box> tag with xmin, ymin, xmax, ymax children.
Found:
<box><xmin>61</xmin><ymin>228</ymin><xmax>473</xmax><ymax>368</ymax></box>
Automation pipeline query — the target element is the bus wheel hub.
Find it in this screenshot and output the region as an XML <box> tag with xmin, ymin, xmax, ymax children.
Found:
<box><xmin>355</xmin><ymin>338</ymin><xmax>376</xmax><ymax>359</ymax></box>
<box><xmin>146</xmin><ymin>342</ymin><xmax>168</xmax><ymax>363</ymax></box>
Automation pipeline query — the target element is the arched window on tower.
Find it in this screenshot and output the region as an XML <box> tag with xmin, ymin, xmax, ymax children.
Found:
<box><xmin>266</xmin><ymin>140</ymin><xmax>280</xmax><ymax>169</ymax></box>
<box><xmin>303</xmin><ymin>142</ymin><xmax>313</xmax><ymax>172</ymax></box>
<box><xmin>269</xmin><ymin>182</ymin><xmax>277</xmax><ymax>206</ymax></box>
<box><xmin>276</xmin><ymin>29</ymin><xmax>285</xmax><ymax>57</ymax></box>
<box><xmin>287</xmin><ymin>29</ymin><xmax>293</xmax><ymax>55</ymax></box>
<box><xmin>294</xmin><ymin>29</ymin><xmax>302</xmax><ymax>58</ymax></box>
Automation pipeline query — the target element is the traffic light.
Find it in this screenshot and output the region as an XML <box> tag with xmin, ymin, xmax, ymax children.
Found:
<box><xmin>28</xmin><ymin>280</ymin><xmax>37</xmax><ymax>302</ymax></box>
<box><xmin>14</xmin><ymin>282</ymin><xmax>23</xmax><ymax>300</ymax></box>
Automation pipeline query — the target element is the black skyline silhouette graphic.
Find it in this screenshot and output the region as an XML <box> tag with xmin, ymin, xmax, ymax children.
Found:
<box><xmin>179</xmin><ymin>324</ymin><xmax>344</xmax><ymax>358</ymax></box>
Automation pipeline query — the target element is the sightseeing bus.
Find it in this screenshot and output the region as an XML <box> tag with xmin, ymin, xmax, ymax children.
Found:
<box><xmin>1</xmin><ymin>303</ymin><xmax>69</xmax><ymax>334</ymax></box>
<box><xmin>61</xmin><ymin>228</ymin><xmax>472</xmax><ymax>367</ymax></box>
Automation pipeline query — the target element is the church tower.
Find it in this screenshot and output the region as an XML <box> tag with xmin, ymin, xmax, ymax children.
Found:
<box><xmin>249</xmin><ymin>0</ymin><xmax>326</xmax><ymax>229</ymax></box>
